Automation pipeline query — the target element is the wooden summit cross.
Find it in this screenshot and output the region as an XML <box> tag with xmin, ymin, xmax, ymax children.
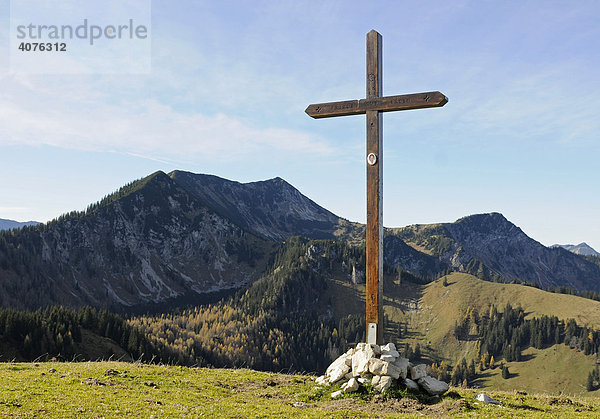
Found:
<box><xmin>306</xmin><ymin>30</ymin><xmax>447</xmax><ymax>345</ymax></box>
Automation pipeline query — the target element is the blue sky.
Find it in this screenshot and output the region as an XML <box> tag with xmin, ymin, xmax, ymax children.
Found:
<box><xmin>1</xmin><ymin>1</ymin><xmax>599</xmax><ymax>250</ymax></box>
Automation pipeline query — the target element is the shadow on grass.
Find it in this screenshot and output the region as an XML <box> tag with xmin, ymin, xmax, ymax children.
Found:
<box><xmin>506</xmin><ymin>402</ymin><xmax>544</xmax><ymax>412</ymax></box>
<box><xmin>470</xmin><ymin>371</ymin><xmax>494</xmax><ymax>387</ymax></box>
<box><xmin>442</xmin><ymin>280</ymin><xmax>457</xmax><ymax>286</ymax></box>
<box><xmin>519</xmin><ymin>352</ymin><xmax>535</xmax><ymax>362</ymax></box>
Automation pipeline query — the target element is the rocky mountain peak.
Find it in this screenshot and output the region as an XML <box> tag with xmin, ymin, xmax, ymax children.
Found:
<box><xmin>395</xmin><ymin>212</ymin><xmax>600</xmax><ymax>292</ymax></box>
<box><xmin>263</xmin><ymin>176</ymin><xmax>286</xmax><ymax>183</ymax></box>
<box><xmin>453</xmin><ymin>212</ymin><xmax>518</xmax><ymax>234</ymax></box>
<box><xmin>168</xmin><ymin>170</ymin><xmax>341</xmax><ymax>241</ymax></box>
<box><xmin>552</xmin><ymin>243</ymin><xmax>600</xmax><ymax>257</ymax></box>
<box><xmin>446</xmin><ymin>213</ymin><xmax>530</xmax><ymax>252</ymax></box>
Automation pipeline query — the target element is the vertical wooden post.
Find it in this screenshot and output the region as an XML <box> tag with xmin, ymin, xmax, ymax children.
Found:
<box><xmin>305</xmin><ymin>30</ymin><xmax>447</xmax><ymax>346</ymax></box>
<box><xmin>365</xmin><ymin>30</ymin><xmax>383</xmax><ymax>345</ymax></box>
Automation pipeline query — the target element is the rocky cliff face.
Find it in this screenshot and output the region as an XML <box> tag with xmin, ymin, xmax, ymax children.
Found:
<box><xmin>383</xmin><ymin>235</ymin><xmax>445</xmax><ymax>278</ymax></box>
<box><xmin>169</xmin><ymin>171</ymin><xmax>341</xmax><ymax>241</ymax></box>
<box><xmin>395</xmin><ymin>213</ymin><xmax>600</xmax><ymax>292</ymax></box>
<box><xmin>0</xmin><ymin>172</ymin><xmax>273</xmax><ymax>310</ymax></box>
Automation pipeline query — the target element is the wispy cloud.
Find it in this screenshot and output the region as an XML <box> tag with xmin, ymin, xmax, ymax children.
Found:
<box><xmin>0</xmin><ymin>76</ymin><xmax>334</xmax><ymax>161</ymax></box>
<box><xmin>457</xmin><ymin>65</ymin><xmax>600</xmax><ymax>144</ymax></box>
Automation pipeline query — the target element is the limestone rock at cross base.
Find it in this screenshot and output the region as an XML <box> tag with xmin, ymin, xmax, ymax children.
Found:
<box><xmin>331</xmin><ymin>390</ymin><xmax>343</xmax><ymax>399</ymax></box>
<box><xmin>357</xmin><ymin>377</ymin><xmax>369</xmax><ymax>385</ymax></box>
<box><xmin>328</xmin><ymin>365</ymin><xmax>350</xmax><ymax>384</ymax></box>
<box><xmin>325</xmin><ymin>360</ymin><xmax>347</xmax><ymax>377</ymax></box>
<box><xmin>374</xmin><ymin>376</ymin><xmax>393</xmax><ymax>393</ymax></box>
<box><xmin>343</xmin><ymin>348</ymin><xmax>354</xmax><ymax>365</ymax></box>
<box><xmin>381</xmin><ymin>343</ymin><xmax>396</xmax><ymax>353</ymax></box>
<box><xmin>380</xmin><ymin>354</ymin><xmax>397</xmax><ymax>363</ymax></box>
<box><xmin>381</xmin><ymin>343</ymin><xmax>400</xmax><ymax>358</ymax></box>
<box><xmin>410</xmin><ymin>364</ymin><xmax>427</xmax><ymax>381</ymax></box>
<box><xmin>356</xmin><ymin>342</ymin><xmax>381</xmax><ymax>354</ymax></box>
<box><xmin>417</xmin><ymin>376</ymin><xmax>449</xmax><ymax>396</ymax></box>
<box><xmin>351</xmin><ymin>355</ymin><xmax>371</xmax><ymax>376</ymax></box>
<box><xmin>391</xmin><ymin>357</ymin><xmax>409</xmax><ymax>379</ymax></box>
<box><xmin>342</xmin><ymin>378</ymin><xmax>359</xmax><ymax>393</ymax></box>
<box><xmin>386</xmin><ymin>363</ymin><xmax>402</xmax><ymax>380</ymax></box>
<box><xmin>326</xmin><ymin>351</ymin><xmax>352</xmax><ymax>383</ymax></box>
<box><xmin>319</xmin><ymin>342</ymin><xmax>453</xmax><ymax>397</ymax></box>
<box><xmin>368</xmin><ymin>358</ymin><xmax>386</xmax><ymax>375</ymax></box>
<box><xmin>371</xmin><ymin>375</ymin><xmax>380</xmax><ymax>386</ymax></box>
<box><xmin>368</xmin><ymin>358</ymin><xmax>401</xmax><ymax>379</ymax></box>
<box><xmin>351</xmin><ymin>344</ymin><xmax>376</xmax><ymax>376</ymax></box>
<box><xmin>326</xmin><ymin>350</ymin><xmax>353</xmax><ymax>376</ymax></box>
<box><xmin>404</xmin><ymin>378</ymin><xmax>420</xmax><ymax>391</ymax></box>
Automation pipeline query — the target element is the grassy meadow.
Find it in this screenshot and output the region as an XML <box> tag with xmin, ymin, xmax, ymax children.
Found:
<box><xmin>326</xmin><ymin>272</ymin><xmax>600</xmax><ymax>396</ymax></box>
<box><xmin>1</xmin><ymin>361</ymin><xmax>600</xmax><ymax>418</ymax></box>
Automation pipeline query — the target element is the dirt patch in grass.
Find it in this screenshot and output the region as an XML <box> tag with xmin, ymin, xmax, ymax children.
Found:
<box><xmin>228</xmin><ymin>373</ymin><xmax>308</xmax><ymax>402</ymax></box>
<box><xmin>229</xmin><ymin>373</ymin><xmax>302</xmax><ymax>392</ymax></box>
<box><xmin>322</xmin><ymin>396</ymin><xmax>470</xmax><ymax>417</ymax></box>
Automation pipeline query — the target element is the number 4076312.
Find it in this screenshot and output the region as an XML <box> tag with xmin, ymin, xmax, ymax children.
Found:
<box><xmin>18</xmin><ymin>42</ymin><xmax>66</xmax><ymax>52</ymax></box>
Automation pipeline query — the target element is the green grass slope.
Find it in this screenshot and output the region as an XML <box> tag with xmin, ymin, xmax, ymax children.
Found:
<box><xmin>408</xmin><ymin>273</ymin><xmax>600</xmax><ymax>356</ymax></box>
<box><xmin>422</xmin><ymin>273</ymin><xmax>600</xmax><ymax>326</ymax></box>
<box><xmin>325</xmin><ymin>272</ymin><xmax>600</xmax><ymax>395</ymax></box>
<box><xmin>1</xmin><ymin>362</ymin><xmax>600</xmax><ymax>418</ymax></box>
<box><xmin>407</xmin><ymin>274</ymin><xmax>600</xmax><ymax>395</ymax></box>
<box><xmin>480</xmin><ymin>345</ymin><xmax>599</xmax><ymax>396</ymax></box>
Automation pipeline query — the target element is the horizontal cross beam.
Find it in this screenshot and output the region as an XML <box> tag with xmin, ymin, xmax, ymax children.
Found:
<box><xmin>305</xmin><ymin>91</ymin><xmax>447</xmax><ymax>119</ymax></box>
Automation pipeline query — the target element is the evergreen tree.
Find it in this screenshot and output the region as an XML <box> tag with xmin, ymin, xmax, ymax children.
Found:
<box><xmin>468</xmin><ymin>359</ymin><xmax>476</xmax><ymax>378</ymax></box>
<box><xmin>414</xmin><ymin>343</ymin><xmax>421</xmax><ymax>360</ymax></box>
<box><xmin>587</xmin><ymin>371</ymin><xmax>595</xmax><ymax>391</ymax></box>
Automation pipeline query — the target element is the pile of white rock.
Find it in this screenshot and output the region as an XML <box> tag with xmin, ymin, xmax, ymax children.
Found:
<box><xmin>314</xmin><ymin>342</ymin><xmax>449</xmax><ymax>398</ymax></box>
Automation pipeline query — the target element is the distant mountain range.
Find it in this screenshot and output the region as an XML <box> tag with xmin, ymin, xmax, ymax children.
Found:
<box><xmin>1</xmin><ymin>170</ymin><xmax>599</xmax><ymax>311</ymax></box>
<box><xmin>391</xmin><ymin>213</ymin><xmax>600</xmax><ymax>291</ymax></box>
<box><xmin>0</xmin><ymin>218</ymin><xmax>40</xmax><ymax>231</ymax></box>
<box><xmin>553</xmin><ymin>243</ymin><xmax>600</xmax><ymax>257</ymax></box>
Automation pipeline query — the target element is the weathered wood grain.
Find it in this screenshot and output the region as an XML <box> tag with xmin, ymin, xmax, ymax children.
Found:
<box><xmin>365</xmin><ymin>30</ymin><xmax>384</xmax><ymax>345</ymax></box>
<box><xmin>305</xmin><ymin>92</ymin><xmax>447</xmax><ymax>118</ymax></box>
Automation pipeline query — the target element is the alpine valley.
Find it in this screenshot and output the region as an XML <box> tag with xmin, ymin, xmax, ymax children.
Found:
<box><xmin>2</xmin><ymin>170</ymin><xmax>600</xmax><ymax>395</ymax></box>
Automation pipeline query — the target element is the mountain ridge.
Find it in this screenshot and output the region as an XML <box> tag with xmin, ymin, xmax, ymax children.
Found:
<box><xmin>391</xmin><ymin>212</ymin><xmax>600</xmax><ymax>291</ymax></box>
<box><xmin>553</xmin><ymin>242</ymin><xmax>600</xmax><ymax>257</ymax></box>
<box><xmin>1</xmin><ymin>171</ymin><xmax>600</xmax><ymax>312</ymax></box>
<box><xmin>0</xmin><ymin>218</ymin><xmax>40</xmax><ymax>231</ymax></box>
<box><xmin>0</xmin><ymin>171</ymin><xmax>275</xmax><ymax>310</ymax></box>
<box><xmin>168</xmin><ymin>170</ymin><xmax>343</xmax><ymax>241</ymax></box>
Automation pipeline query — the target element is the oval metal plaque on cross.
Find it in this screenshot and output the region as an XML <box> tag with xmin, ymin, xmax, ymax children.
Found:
<box><xmin>367</xmin><ymin>153</ymin><xmax>377</xmax><ymax>166</ymax></box>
